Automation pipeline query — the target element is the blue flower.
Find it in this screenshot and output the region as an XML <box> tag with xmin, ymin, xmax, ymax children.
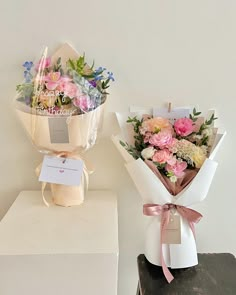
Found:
<box><xmin>24</xmin><ymin>71</ymin><xmax>32</xmax><ymax>83</ymax></box>
<box><xmin>94</xmin><ymin>75</ymin><xmax>104</xmax><ymax>81</ymax></box>
<box><xmin>94</xmin><ymin>67</ymin><xmax>106</xmax><ymax>74</ymax></box>
<box><xmin>107</xmin><ymin>71</ymin><xmax>115</xmax><ymax>82</ymax></box>
<box><xmin>23</xmin><ymin>61</ymin><xmax>33</xmax><ymax>71</ymax></box>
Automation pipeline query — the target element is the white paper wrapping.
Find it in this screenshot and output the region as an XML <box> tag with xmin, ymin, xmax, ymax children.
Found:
<box><xmin>112</xmin><ymin>111</ymin><xmax>226</xmax><ymax>268</ymax></box>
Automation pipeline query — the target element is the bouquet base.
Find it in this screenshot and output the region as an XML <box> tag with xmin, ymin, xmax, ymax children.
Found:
<box><xmin>50</xmin><ymin>183</ymin><xmax>84</xmax><ymax>207</ymax></box>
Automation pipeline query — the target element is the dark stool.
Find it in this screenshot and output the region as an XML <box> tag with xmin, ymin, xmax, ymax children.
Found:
<box><xmin>137</xmin><ymin>253</ymin><xmax>236</xmax><ymax>295</ymax></box>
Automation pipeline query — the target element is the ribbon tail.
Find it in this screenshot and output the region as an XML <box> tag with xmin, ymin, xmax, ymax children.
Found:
<box><xmin>83</xmin><ymin>169</ymin><xmax>89</xmax><ymax>193</ymax></box>
<box><xmin>36</xmin><ymin>163</ymin><xmax>49</xmax><ymax>207</ymax></box>
<box><xmin>161</xmin><ymin>256</ymin><xmax>174</xmax><ymax>283</ymax></box>
<box><xmin>41</xmin><ymin>181</ymin><xmax>50</xmax><ymax>207</ymax></box>
<box><xmin>82</xmin><ymin>159</ymin><xmax>93</xmax><ymax>195</ymax></box>
<box><xmin>160</xmin><ymin>211</ymin><xmax>174</xmax><ymax>283</ymax></box>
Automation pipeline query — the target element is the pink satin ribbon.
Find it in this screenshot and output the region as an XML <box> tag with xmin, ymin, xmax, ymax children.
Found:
<box><xmin>143</xmin><ymin>203</ymin><xmax>202</xmax><ymax>283</ymax></box>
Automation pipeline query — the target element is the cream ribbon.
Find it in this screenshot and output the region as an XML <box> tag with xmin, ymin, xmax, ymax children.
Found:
<box><xmin>35</xmin><ymin>151</ymin><xmax>93</xmax><ymax>207</ymax></box>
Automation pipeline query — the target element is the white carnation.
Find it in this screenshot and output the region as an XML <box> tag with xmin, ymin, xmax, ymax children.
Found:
<box><xmin>141</xmin><ymin>147</ymin><xmax>155</xmax><ymax>159</ymax></box>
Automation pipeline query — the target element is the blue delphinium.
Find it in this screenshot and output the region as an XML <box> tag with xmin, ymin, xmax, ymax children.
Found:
<box><xmin>107</xmin><ymin>71</ymin><xmax>115</xmax><ymax>82</ymax></box>
<box><xmin>94</xmin><ymin>67</ymin><xmax>106</xmax><ymax>74</ymax></box>
<box><xmin>23</xmin><ymin>61</ymin><xmax>34</xmax><ymax>83</ymax></box>
<box><xmin>22</xmin><ymin>61</ymin><xmax>33</xmax><ymax>71</ymax></box>
<box><xmin>24</xmin><ymin>71</ymin><xmax>32</xmax><ymax>83</ymax></box>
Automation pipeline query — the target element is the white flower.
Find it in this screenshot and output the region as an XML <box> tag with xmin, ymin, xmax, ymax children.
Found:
<box><xmin>202</xmin><ymin>127</ymin><xmax>214</xmax><ymax>147</ymax></box>
<box><xmin>141</xmin><ymin>147</ymin><xmax>155</xmax><ymax>159</ymax></box>
<box><xmin>170</xmin><ymin>175</ymin><xmax>177</xmax><ymax>183</ymax></box>
<box><xmin>202</xmin><ymin>127</ymin><xmax>213</xmax><ymax>138</ymax></box>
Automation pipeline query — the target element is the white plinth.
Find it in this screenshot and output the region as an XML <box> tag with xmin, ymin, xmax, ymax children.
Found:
<box><xmin>0</xmin><ymin>190</ymin><xmax>118</xmax><ymax>295</ymax></box>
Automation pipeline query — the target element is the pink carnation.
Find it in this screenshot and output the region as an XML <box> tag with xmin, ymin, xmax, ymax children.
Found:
<box><xmin>152</xmin><ymin>149</ymin><xmax>172</xmax><ymax>164</ymax></box>
<box><xmin>166</xmin><ymin>160</ymin><xmax>187</xmax><ymax>177</ymax></box>
<box><xmin>174</xmin><ymin>118</ymin><xmax>194</xmax><ymax>137</ymax></box>
<box><xmin>149</xmin><ymin>130</ymin><xmax>175</xmax><ymax>149</ymax></box>
<box><xmin>144</xmin><ymin>132</ymin><xmax>152</xmax><ymax>143</ymax></box>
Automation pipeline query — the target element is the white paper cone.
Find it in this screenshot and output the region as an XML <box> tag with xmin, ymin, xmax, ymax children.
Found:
<box><xmin>112</xmin><ymin>110</ymin><xmax>225</xmax><ymax>268</ymax></box>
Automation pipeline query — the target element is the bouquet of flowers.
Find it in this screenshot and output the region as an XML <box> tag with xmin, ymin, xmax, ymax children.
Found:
<box><xmin>15</xmin><ymin>43</ymin><xmax>114</xmax><ymax>207</ymax></box>
<box><xmin>112</xmin><ymin>107</ymin><xmax>225</xmax><ymax>282</ymax></box>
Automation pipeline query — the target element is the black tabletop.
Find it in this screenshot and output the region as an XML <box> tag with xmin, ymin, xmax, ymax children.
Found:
<box><xmin>137</xmin><ymin>253</ymin><xmax>236</xmax><ymax>295</ymax></box>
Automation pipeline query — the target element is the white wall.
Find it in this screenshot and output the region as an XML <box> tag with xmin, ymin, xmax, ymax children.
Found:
<box><xmin>0</xmin><ymin>0</ymin><xmax>235</xmax><ymax>294</ymax></box>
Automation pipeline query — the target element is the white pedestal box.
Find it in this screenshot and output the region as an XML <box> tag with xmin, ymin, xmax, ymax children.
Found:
<box><xmin>0</xmin><ymin>190</ymin><xmax>118</xmax><ymax>295</ymax></box>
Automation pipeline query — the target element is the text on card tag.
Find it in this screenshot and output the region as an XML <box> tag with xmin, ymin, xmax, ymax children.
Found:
<box><xmin>39</xmin><ymin>155</ymin><xmax>83</xmax><ymax>186</ymax></box>
<box><xmin>153</xmin><ymin>108</ymin><xmax>190</xmax><ymax>125</ymax></box>
<box><xmin>163</xmin><ymin>214</ymin><xmax>181</xmax><ymax>244</ymax></box>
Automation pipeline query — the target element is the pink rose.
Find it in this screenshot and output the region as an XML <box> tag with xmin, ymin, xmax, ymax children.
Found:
<box><xmin>152</xmin><ymin>149</ymin><xmax>172</xmax><ymax>164</ymax></box>
<box><xmin>57</xmin><ymin>76</ymin><xmax>72</xmax><ymax>92</ymax></box>
<box><xmin>73</xmin><ymin>95</ymin><xmax>94</xmax><ymax>111</ymax></box>
<box><xmin>174</xmin><ymin>118</ymin><xmax>194</xmax><ymax>137</ymax></box>
<box><xmin>62</xmin><ymin>82</ymin><xmax>79</xmax><ymax>99</ymax></box>
<box><xmin>149</xmin><ymin>130</ymin><xmax>175</xmax><ymax>149</ymax></box>
<box><xmin>140</xmin><ymin>117</ymin><xmax>173</xmax><ymax>135</ymax></box>
<box><xmin>166</xmin><ymin>160</ymin><xmax>187</xmax><ymax>177</ymax></box>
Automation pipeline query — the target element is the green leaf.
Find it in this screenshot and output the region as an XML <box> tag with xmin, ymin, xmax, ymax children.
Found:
<box><xmin>119</xmin><ymin>140</ymin><xmax>126</xmax><ymax>147</ymax></box>
<box><xmin>68</xmin><ymin>59</ymin><xmax>75</xmax><ymax>70</ymax></box>
<box><xmin>90</xmin><ymin>60</ymin><xmax>95</xmax><ymax>70</ymax></box>
<box><xmin>57</xmin><ymin>57</ymin><xmax>61</xmax><ymax>65</ymax></box>
<box><xmin>201</xmin><ymin>135</ymin><xmax>209</xmax><ymax>145</ymax></box>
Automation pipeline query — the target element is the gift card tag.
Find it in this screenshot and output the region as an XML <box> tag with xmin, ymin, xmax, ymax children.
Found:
<box><xmin>48</xmin><ymin>117</ymin><xmax>69</xmax><ymax>144</ymax></box>
<box><xmin>39</xmin><ymin>155</ymin><xmax>83</xmax><ymax>186</ymax></box>
<box><xmin>163</xmin><ymin>215</ymin><xmax>181</xmax><ymax>244</ymax></box>
<box><xmin>153</xmin><ymin>108</ymin><xmax>190</xmax><ymax>124</ymax></box>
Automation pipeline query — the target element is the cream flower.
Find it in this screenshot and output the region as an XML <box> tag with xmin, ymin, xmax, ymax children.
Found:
<box><xmin>192</xmin><ymin>146</ymin><xmax>207</xmax><ymax>168</ymax></box>
<box><xmin>173</xmin><ymin>139</ymin><xmax>207</xmax><ymax>168</ymax></box>
<box><xmin>141</xmin><ymin>147</ymin><xmax>155</xmax><ymax>159</ymax></box>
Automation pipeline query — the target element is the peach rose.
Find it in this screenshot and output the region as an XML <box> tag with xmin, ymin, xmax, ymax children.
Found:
<box><xmin>140</xmin><ymin>117</ymin><xmax>173</xmax><ymax>134</ymax></box>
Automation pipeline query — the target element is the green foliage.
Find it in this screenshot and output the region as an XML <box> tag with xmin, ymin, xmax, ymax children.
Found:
<box><xmin>16</xmin><ymin>83</ymin><xmax>34</xmax><ymax>97</ymax></box>
<box><xmin>53</xmin><ymin>57</ymin><xmax>62</xmax><ymax>72</ymax></box>
<box><xmin>189</xmin><ymin>107</ymin><xmax>202</xmax><ymax>122</ymax></box>
<box><xmin>101</xmin><ymin>79</ymin><xmax>110</xmax><ymax>90</ymax></box>
<box><xmin>119</xmin><ymin>141</ymin><xmax>141</xmax><ymax>159</ymax></box>
<box><xmin>67</xmin><ymin>55</ymin><xmax>88</xmax><ymax>77</ymax></box>
<box><xmin>119</xmin><ymin>117</ymin><xmax>148</xmax><ymax>160</ymax></box>
<box><xmin>198</xmin><ymin>113</ymin><xmax>217</xmax><ymax>135</ymax></box>
<box><xmin>153</xmin><ymin>162</ymin><xmax>166</xmax><ymax>170</ymax></box>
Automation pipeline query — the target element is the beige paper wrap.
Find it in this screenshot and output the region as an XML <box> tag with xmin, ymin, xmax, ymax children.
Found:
<box><xmin>15</xmin><ymin>102</ymin><xmax>105</xmax><ymax>153</ymax></box>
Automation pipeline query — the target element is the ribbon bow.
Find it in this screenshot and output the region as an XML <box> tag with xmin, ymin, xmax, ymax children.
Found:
<box><xmin>143</xmin><ymin>203</ymin><xmax>202</xmax><ymax>283</ymax></box>
<box><xmin>36</xmin><ymin>150</ymin><xmax>93</xmax><ymax>206</ymax></box>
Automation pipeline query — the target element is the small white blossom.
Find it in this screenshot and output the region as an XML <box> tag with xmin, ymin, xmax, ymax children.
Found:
<box><xmin>170</xmin><ymin>175</ymin><xmax>177</xmax><ymax>183</ymax></box>
<box><xmin>141</xmin><ymin>147</ymin><xmax>155</xmax><ymax>159</ymax></box>
<box><xmin>202</xmin><ymin>128</ymin><xmax>213</xmax><ymax>138</ymax></box>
